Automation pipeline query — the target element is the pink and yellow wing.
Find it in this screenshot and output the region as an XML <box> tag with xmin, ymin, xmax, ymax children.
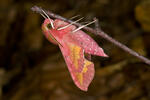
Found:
<box><xmin>72</xmin><ymin>30</ymin><xmax>108</xmax><ymax>57</ymax></box>
<box><xmin>59</xmin><ymin>43</ymin><xmax>94</xmax><ymax>91</ymax></box>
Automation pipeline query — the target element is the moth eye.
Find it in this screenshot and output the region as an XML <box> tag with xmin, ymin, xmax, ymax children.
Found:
<box><xmin>47</xmin><ymin>23</ymin><xmax>52</xmax><ymax>29</ymax></box>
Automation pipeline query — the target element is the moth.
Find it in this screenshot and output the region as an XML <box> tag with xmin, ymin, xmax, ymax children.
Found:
<box><xmin>40</xmin><ymin>10</ymin><xmax>108</xmax><ymax>91</ymax></box>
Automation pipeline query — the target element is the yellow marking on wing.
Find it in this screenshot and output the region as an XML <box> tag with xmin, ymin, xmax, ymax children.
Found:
<box><xmin>82</xmin><ymin>66</ymin><xmax>88</xmax><ymax>73</ymax></box>
<box><xmin>76</xmin><ymin>60</ymin><xmax>93</xmax><ymax>85</ymax></box>
<box><xmin>69</xmin><ymin>44</ymin><xmax>93</xmax><ymax>86</ymax></box>
<box><xmin>76</xmin><ymin>73</ymin><xmax>83</xmax><ymax>85</ymax></box>
<box><xmin>82</xmin><ymin>60</ymin><xmax>92</xmax><ymax>73</ymax></box>
<box><xmin>69</xmin><ymin>45</ymin><xmax>81</xmax><ymax>69</ymax></box>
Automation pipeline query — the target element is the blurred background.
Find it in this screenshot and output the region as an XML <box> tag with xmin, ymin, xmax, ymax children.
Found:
<box><xmin>0</xmin><ymin>0</ymin><xmax>150</xmax><ymax>100</ymax></box>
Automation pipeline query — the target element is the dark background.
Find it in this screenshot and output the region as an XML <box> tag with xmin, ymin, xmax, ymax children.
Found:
<box><xmin>0</xmin><ymin>0</ymin><xmax>150</xmax><ymax>100</ymax></box>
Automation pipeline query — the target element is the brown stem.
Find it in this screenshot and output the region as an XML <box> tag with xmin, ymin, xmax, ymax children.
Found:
<box><xmin>31</xmin><ymin>6</ymin><xmax>150</xmax><ymax>65</ymax></box>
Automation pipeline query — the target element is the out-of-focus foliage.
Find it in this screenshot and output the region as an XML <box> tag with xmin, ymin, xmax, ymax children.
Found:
<box><xmin>0</xmin><ymin>0</ymin><xmax>150</xmax><ymax>100</ymax></box>
<box><xmin>135</xmin><ymin>0</ymin><xmax>150</xmax><ymax>32</ymax></box>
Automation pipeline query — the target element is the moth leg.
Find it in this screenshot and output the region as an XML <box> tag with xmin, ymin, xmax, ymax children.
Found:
<box><xmin>94</xmin><ymin>17</ymin><xmax>102</xmax><ymax>35</ymax></box>
<box><xmin>58</xmin><ymin>17</ymin><xmax>84</xmax><ymax>30</ymax></box>
<box><xmin>70</xmin><ymin>15</ymin><xmax>81</xmax><ymax>20</ymax></box>
<box><xmin>72</xmin><ymin>20</ymin><xmax>96</xmax><ymax>33</ymax></box>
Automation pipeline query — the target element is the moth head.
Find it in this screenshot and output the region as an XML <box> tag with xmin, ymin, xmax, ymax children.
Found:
<box><xmin>42</xmin><ymin>18</ymin><xmax>54</xmax><ymax>32</ymax></box>
<box><xmin>40</xmin><ymin>9</ymin><xmax>55</xmax><ymax>32</ymax></box>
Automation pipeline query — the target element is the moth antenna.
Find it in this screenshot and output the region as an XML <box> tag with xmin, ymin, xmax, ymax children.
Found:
<box><xmin>58</xmin><ymin>17</ymin><xmax>84</xmax><ymax>30</ymax></box>
<box><xmin>41</xmin><ymin>9</ymin><xmax>54</xmax><ymax>29</ymax></box>
<box><xmin>70</xmin><ymin>15</ymin><xmax>80</xmax><ymax>20</ymax></box>
<box><xmin>40</xmin><ymin>13</ymin><xmax>47</xmax><ymax>19</ymax></box>
<box><xmin>72</xmin><ymin>20</ymin><xmax>96</xmax><ymax>33</ymax></box>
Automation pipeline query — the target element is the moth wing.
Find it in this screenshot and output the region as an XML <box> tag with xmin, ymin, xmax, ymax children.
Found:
<box><xmin>72</xmin><ymin>30</ymin><xmax>108</xmax><ymax>57</ymax></box>
<box><xmin>59</xmin><ymin>42</ymin><xmax>94</xmax><ymax>91</ymax></box>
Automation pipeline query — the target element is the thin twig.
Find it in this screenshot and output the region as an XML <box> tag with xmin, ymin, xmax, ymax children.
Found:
<box><xmin>31</xmin><ymin>6</ymin><xmax>150</xmax><ymax>65</ymax></box>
